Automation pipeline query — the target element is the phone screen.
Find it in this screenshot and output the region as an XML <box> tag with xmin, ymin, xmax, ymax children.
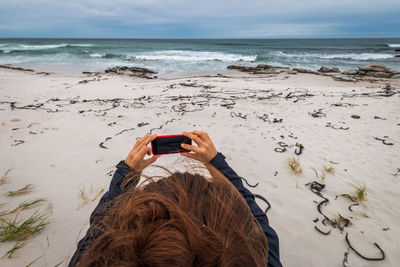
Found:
<box><xmin>151</xmin><ymin>135</ymin><xmax>192</xmax><ymax>155</ymax></box>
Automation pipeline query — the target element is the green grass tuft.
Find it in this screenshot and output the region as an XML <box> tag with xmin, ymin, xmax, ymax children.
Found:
<box><xmin>1</xmin><ymin>240</ymin><xmax>29</xmax><ymax>259</ymax></box>
<box><xmin>356</xmin><ymin>186</ymin><xmax>367</xmax><ymax>201</ymax></box>
<box><xmin>0</xmin><ymin>211</ymin><xmax>50</xmax><ymax>242</ymax></box>
<box><xmin>1</xmin><ymin>199</ymin><xmax>47</xmax><ymax>216</ymax></box>
<box><xmin>6</xmin><ymin>184</ymin><xmax>33</xmax><ymax>197</ymax></box>
<box><xmin>342</xmin><ymin>185</ymin><xmax>367</xmax><ymax>202</ymax></box>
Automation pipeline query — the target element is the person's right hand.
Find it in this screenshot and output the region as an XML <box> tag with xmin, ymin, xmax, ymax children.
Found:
<box><xmin>181</xmin><ymin>131</ymin><xmax>218</xmax><ymax>164</ymax></box>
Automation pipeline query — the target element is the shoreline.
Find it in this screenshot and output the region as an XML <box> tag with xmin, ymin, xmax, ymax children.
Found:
<box><xmin>1</xmin><ymin>62</ymin><xmax>400</xmax><ymax>81</ymax></box>
<box><xmin>0</xmin><ymin>66</ymin><xmax>399</xmax><ymax>266</ymax></box>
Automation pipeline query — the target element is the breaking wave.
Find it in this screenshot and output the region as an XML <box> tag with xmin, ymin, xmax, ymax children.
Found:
<box><xmin>266</xmin><ymin>51</ymin><xmax>393</xmax><ymax>61</ymax></box>
<box><xmin>0</xmin><ymin>43</ymin><xmax>94</xmax><ymax>53</ymax></box>
<box><xmin>387</xmin><ymin>44</ymin><xmax>400</xmax><ymax>48</ymax></box>
<box><xmin>132</xmin><ymin>50</ymin><xmax>256</xmax><ymax>62</ymax></box>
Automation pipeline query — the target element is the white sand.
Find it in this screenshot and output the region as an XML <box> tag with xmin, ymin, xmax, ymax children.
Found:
<box><xmin>0</xmin><ymin>68</ymin><xmax>399</xmax><ymax>266</ymax></box>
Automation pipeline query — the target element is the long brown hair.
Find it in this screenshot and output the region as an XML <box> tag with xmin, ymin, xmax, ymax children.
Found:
<box><xmin>76</xmin><ymin>161</ymin><xmax>268</xmax><ymax>266</ymax></box>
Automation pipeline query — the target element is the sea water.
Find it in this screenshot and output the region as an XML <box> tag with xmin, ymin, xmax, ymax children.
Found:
<box><xmin>0</xmin><ymin>38</ymin><xmax>399</xmax><ymax>77</ymax></box>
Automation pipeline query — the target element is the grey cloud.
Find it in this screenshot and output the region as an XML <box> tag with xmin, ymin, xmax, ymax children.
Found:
<box><xmin>0</xmin><ymin>0</ymin><xmax>399</xmax><ymax>37</ymax></box>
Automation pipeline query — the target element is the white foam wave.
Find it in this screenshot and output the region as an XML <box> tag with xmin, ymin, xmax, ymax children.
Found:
<box><xmin>387</xmin><ymin>44</ymin><xmax>400</xmax><ymax>48</ymax></box>
<box><xmin>1</xmin><ymin>43</ymin><xmax>94</xmax><ymax>52</ymax></box>
<box><xmin>320</xmin><ymin>53</ymin><xmax>393</xmax><ymax>60</ymax></box>
<box><xmin>69</xmin><ymin>43</ymin><xmax>93</xmax><ymax>47</ymax></box>
<box><xmin>132</xmin><ymin>50</ymin><xmax>256</xmax><ymax>62</ymax></box>
<box><xmin>271</xmin><ymin>51</ymin><xmax>393</xmax><ymax>60</ymax></box>
<box><xmin>89</xmin><ymin>53</ymin><xmax>102</xmax><ymax>58</ymax></box>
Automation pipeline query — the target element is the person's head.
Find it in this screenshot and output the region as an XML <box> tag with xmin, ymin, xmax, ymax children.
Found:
<box><xmin>76</xmin><ymin>162</ymin><xmax>268</xmax><ymax>266</ymax></box>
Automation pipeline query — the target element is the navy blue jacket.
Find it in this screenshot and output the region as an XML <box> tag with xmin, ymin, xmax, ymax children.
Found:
<box><xmin>69</xmin><ymin>152</ymin><xmax>282</xmax><ymax>267</ymax></box>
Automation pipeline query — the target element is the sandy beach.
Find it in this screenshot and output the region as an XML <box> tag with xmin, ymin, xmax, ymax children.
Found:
<box><xmin>0</xmin><ymin>66</ymin><xmax>399</xmax><ymax>266</ymax></box>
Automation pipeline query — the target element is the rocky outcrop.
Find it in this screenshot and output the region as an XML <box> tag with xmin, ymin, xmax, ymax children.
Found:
<box><xmin>318</xmin><ymin>66</ymin><xmax>340</xmax><ymax>73</ymax></box>
<box><xmin>227</xmin><ymin>64</ymin><xmax>288</xmax><ymax>74</ymax></box>
<box><xmin>292</xmin><ymin>68</ymin><xmax>318</xmax><ymax>74</ymax></box>
<box><xmin>105</xmin><ymin>66</ymin><xmax>157</xmax><ymax>79</ymax></box>
<box><xmin>332</xmin><ymin>74</ymin><xmax>357</xmax><ymax>82</ymax></box>
<box><xmin>227</xmin><ymin>63</ymin><xmax>400</xmax><ymax>80</ymax></box>
<box><xmin>0</xmin><ymin>65</ymin><xmax>35</xmax><ymax>72</ymax></box>
<box><xmin>339</xmin><ymin>65</ymin><xmax>399</xmax><ymax>79</ymax></box>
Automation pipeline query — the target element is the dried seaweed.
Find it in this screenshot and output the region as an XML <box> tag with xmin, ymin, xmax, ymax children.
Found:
<box><xmin>240</xmin><ymin>177</ymin><xmax>259</xmax><ymax>188</ymax></box>
<box><xmin>253</xmin><ymin>194</ymin><xmax>271</xmax><ymax>214</ymax></box>
<box><xmin>345</xmin><ymin>233</ymin><xmax>385</xmax><ymax>261</ymax></box>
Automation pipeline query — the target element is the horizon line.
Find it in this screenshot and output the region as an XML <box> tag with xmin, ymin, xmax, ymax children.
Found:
<box><xmin>1</xmin><ymin>37</ymin><xmax>400</xmax><ymax>40</ymax></box>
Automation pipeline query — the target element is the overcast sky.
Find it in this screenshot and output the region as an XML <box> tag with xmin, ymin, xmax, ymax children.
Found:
<box><xmin>0</xmin><ymin>0</ymin><xmax>399</xmax><ymax>38</ymax></box>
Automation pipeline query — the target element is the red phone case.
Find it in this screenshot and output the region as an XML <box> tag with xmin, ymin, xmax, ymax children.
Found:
<box><xmin>151</xmin><ymin>134</ymin><xmax>189</xmax><ymax>156</ymax></box>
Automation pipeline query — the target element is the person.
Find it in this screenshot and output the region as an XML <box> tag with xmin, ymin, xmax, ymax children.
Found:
<box><xmin>69</xmin><ymin>131</ymin><xmax>282</xmax><ymax>267</ymax></box>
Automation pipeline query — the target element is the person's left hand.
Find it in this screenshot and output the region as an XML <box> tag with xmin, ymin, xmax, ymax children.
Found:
<box><xmin>125</xmin><ymin>134</ymin><xmax>160</xmax><ymax>173</ymax></box>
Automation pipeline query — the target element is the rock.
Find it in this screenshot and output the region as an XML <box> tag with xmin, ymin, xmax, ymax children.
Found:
<box><xmin>319</xmin><ymin>66</ymin><xmax>340</xmax><ymax>73</ymax></box>
<box><xmin>391</xmin><ymin>70</ymin><xmax>400</xmax><ymax>75</ymax></box>
<box><xmin>395</xmin><ymin>55</ymin><xmax>400</xmax><ymax>58</ymax></box>
<box><xmin>358</xmin><ymin>70</ymin><xmax>367</xmax><ymax>75</ymax></box>
<box><xmin>0</xmin><ymin>65</ymin><xmax>35</xmax><ymax>72</ymax></box>
<box><xmin>332</xmin><ymin>74</ymin><xmax>357</xmax><ymax>82</ymax></box>
<box><xmin>287</xmin><ymin>71</ymin><xmax>298</xmax><ymax>74</ymax></box>
<box><xmin>351</xmin><ymin>115</ymin><xmax>360</xmax><ymax>119</ymax></box>
<box><xmin>342</xmin><ymin>69</ymin><xmax>358</xmax><ymax>75</ymax></box>
<box><xmin>105</xmin><ymin>66</ymin><xmax>157</xmax><ymax>79</ymax></box>
<box><xmin>395</xmin><ymin>49</ymin><xmax>400</xmax><ymax>52</ymax></box>
<box><xmin>365</xmin><ymin>71</ymin><xmax>392</xmax><ymax>78</ymax></box>
<box><xmin>227</xmin><ymin>64</ymin><xmax>288</xmax><ymax>74</ymax></box>
<box><xmin>391</xmin><ymin>74</ymin><xmax>400</xmax><ymax>79</ymax></box>
<box><xmin>359</xmin><ymin>64</ymin><xmax>390</xmax><ymax>72</ymax></box>
<box><xmin>292</xmin><ymin>68</ymin><xmax>318</xmax><ymax>74</ymax></box>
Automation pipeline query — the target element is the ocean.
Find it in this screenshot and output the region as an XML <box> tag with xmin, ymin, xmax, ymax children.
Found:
<box><xmin>0</xmin><ymin>38</ymin><xmax>399</xmax><ymax>77</ymax></box>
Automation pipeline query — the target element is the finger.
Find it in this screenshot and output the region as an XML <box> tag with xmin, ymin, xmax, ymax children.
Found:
<box><xmin>146</xmin><ymin>146</ymin><xmax>151</xmax><ymax>156</ymax></box>
<box><xmin>182</xmin><ymin>152</ymin><xmax>199</xmax><ymax>161</ymax></box>
<box><xmin>137</xmin><ymin>145</ymin><xmax>149</xmax><ymax>159</ymax></box>
<box><xmin>182</xmin><ymin>132</ymin><xmax>204</xmax><ymax>146</ymax></box>
<box><xmin>181</xmin><ymin>143</ymin><xmax>200</xmax><ymax>153</ymax></box>
<box><xmin>144</xmin><ymin>154</ymin><xmax>160</xmax><ymax>165</ymax></box>
<box><xmin>192</xmin><ymin>130</ymin><xmax>208</xmax><ymax>142</ymax></box>
<box><xmin>134</xmin><ymin>135</ymin><xmax>150</xmax><ymax>149</ymax></box>
<box><xmin>136</xmin><ymin>135</ymin><xmax>155</xmax><ymax>151</ymax></box>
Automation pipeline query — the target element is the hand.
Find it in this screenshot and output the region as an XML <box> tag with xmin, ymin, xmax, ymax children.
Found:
<box><xmin>125</xmin><ymin>134</ymin><xmax>160</xmax><ymax>173</ymax></box>
<box><xmin>181</xmin><ymin>131</ymin><xmax>218</xmax><ymax>164</ymax></box>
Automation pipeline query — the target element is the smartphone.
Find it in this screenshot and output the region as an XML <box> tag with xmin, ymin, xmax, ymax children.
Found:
<box><xmin>151</xmin><ymin>134</ymin><xmax>192</xmax><ymax>155</ymax></box>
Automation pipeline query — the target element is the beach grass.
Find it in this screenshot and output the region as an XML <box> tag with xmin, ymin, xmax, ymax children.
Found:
<box><xmin>25</xmin><ymin>254</ymin><xmax>44</xmax><ymax>267</ymax></box>
<box><xmin>342</xmin><ymin>185</ymin><xmax>367</xmax><ymax>202</ymax></box>
<box><xmin>335</xmin><ymin>214</ymin><xmax>352</xmax><ymax>230</ymax></box>
<box><xmin>312</xmin><ymin>168</ymin><xmax>326</xmax><ymax>181</ymax></box>
<box><xmin>1</xmin><ymin>199</ymin><xmax>47</xmax><ymax>216</ymax></box>
<box><xmin>6</xmin><ymin>184</ymin><xmax>34</xmax><ymax>197</ymax></box>
<box><xmin>0</xmin><ymin>168</ymin><xmax>12</xmax><ymax>185</ymax></box>
<box><xmin>0</xmin><ymin>211</ymin><xmax>50</xmax><ymax>242</ymax></box>
<box><xmin>77</xmin><ymin>186</ymin><xmax>105</xmax><ymax>210</ymax></box>
<box><xmin>323</xmin><ymin>166</ymin><xmax>335</xmax><ymax>174</ymax></box>
<box><xmin>54</xmin><ymin>259</ymin><xmax>65</xmax><ymax>267</ymax></box>
<box><xmin>288</xmin><ymin>156</ymin><xmax>302</xmax><ymax>174</ymax></box>
<box><xmin>356</xmin><ymin>185</ymin><xmax>367</xmax><ymax>201</ymax></box>
<box><xmin>1</xmin><ymin>240</ymin><xmax>28</xmax><ymax>259</ymax></box>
